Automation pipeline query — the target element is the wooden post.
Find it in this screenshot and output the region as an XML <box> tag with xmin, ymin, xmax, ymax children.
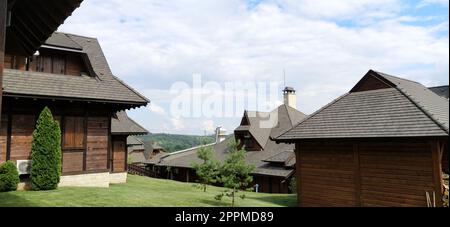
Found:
<box><xmin>0</xmin><ymin>0</ymin><xmax>7</xmax><ymax>136</ymax></box>
<box><xmin>353</xmin><ymin>143</ymin><xmax>362</xmax><ymax>207</ymax></box>
<box><xmin>295</xmin><ymin>142</ymin><xmax>302</xmax><ymax>207</ymax></box>
<box><xmin>431</xmin><ymin>141</ymin><xmax>444</xmax><ymax>207</ymax></box>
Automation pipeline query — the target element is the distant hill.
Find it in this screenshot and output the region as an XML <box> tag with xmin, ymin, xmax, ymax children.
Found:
<box><xmin>137</xmin><ymin>134</ymin><xmax>215</xmax><ymax>153</ymax></box>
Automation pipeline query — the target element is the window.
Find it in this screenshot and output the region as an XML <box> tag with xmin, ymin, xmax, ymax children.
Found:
<box><xmin>63</xmin><ymin>117</ymin><xmax>85</xmax><ymax>149</ymax></box>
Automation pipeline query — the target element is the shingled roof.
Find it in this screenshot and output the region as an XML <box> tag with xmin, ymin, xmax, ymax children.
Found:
<box><xmin>429</xmin><ymin>85</ymin><xmax>449</xmax><ymax>99</ymax></box>
<box><xmin>154</xmin><ymin>104</ymin><xmax>307</xmax><ymax>178</ymax></box>
<box><xmin>3</xmin><ymin>32</ymin><xmax>149</xmax><ymax>106</ymax></box>
<box><xmin>112</xmin><ymin>111</ymin><xmax>149</xmax><ymax>135</ymax></box>
<box><xmin>276</xmin><ymin>70</ymin><xmax>449</xmax><ymax>141</ymax></box>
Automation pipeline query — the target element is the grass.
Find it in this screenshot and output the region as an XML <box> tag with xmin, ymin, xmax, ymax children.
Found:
<box><xmin>0</xmin><ymin>174</ymin><xmax>297</xmax><ymax>207</ymax></box>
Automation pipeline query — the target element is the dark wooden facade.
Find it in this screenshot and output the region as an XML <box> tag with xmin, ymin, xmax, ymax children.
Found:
<box><xmin>0</xmin><ymin>0</ymin><xmax>7</xmax><ymax>126</ymax></box>
<box><xmin>0</xmin><ymin>97</ymin><xmax>128</xmax><ymax>175</ymax></box>
<box><xmin>253</xmin><ymin>175</ymin><xmax>291</xmax><ymax>194</ymax></box>
<box><xmin>294</xmin><ymin>139</ymin><xmax>447</xmax><ymax>207</ymax></box>
<box><xmin>160</xmin><ymin>165</ymin><xmax>292</xmax><ymax>194</ymax></box>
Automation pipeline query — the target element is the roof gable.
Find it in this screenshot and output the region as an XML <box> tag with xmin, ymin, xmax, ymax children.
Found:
<box><xmin>240</xmin><ymin>111</ymin><xmax>250</xmax><ymax>126</ymax></box>
<box><xmin>350</xmin><ymin>70</ymin><xmax>394</xmax><ymax>92</ymax></box>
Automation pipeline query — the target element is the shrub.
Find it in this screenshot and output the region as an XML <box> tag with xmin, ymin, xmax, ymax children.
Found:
<box><xmin>289</xmin><ymin>177</ymin><xmax>297</xmax><ymax>194</ymax></box>
<box><xmin>30</xmin><ymin>107</ymin><xmax>62</xmax><ymax>191</ymax></box>
<box><xmin>0</xmin><ymin>161</ymin><xmax>20</xmax><ymax>192</ymax></box>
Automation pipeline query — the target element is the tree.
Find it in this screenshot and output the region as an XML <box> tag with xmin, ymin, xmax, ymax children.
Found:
<box><xmin>192</xmin><ymin>143</ymin><xmax>220</xmax><ymax>192</ymax></box>
<box><xmin>0</xmin><ymin>161</ymin><xmax>20</xmax><ymax>192</ymax></box>
<box><xmin>216</xmin><ymin>139</ymin><xmax>255</xmax><ymax>207</ymax></box>
<box><xmin>30</xmin><ymin>107</ymin><xmax>62</xmax><ymax>191</ymax></box>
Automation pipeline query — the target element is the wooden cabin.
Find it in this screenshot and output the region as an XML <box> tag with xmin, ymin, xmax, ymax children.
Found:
<box><xmin>1</xmin><ymin>31</ymin><xmax>149</xmax><ymax>187</ymax></box>
<box><xmin>276</xmin><ymin>70</ymin><xmax>449</xmax><ymax>207</ymax></box>
<box><xmin>153</xmin><ymin>88</ymin><xmax>307</xmax><ymax>194</ymax></box>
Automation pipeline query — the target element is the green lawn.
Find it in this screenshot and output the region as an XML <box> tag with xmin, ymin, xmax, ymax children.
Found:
<box><xmin>0</xmin><ymin>174</ymin><xmax>296</xmax><ymax>207</ymax></box>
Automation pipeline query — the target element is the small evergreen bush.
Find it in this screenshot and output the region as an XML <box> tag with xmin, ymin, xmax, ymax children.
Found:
<box><xmin>0</xmin><ymin>161</ymin><xmax>20</xmax><ymax>192</ymax></box>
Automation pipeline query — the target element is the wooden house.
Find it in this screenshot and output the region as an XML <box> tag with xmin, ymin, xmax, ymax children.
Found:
<box><xmin>276</xmin><ymin>70</ymin><xmax>449</xmax><ymax>206</ymax></box>
<box><xmin>151</xmin><ymin>88</ymin><xmax>307</xmax><ymax>194</ymax></box>
<box><xmin>111</xmin><ymin>111</ymin><xmax>149</xmax><ymax>172</ymax></box>
<box><xmin>1</xmin><ymin>31</ymin><xmax>149</xmax><ymax>187</ymax></box>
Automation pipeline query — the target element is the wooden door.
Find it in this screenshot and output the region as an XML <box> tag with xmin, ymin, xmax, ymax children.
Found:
<box><xmin>112</xmin><ymin>139</ymin><xmax>126</xmax><ymax>172</ymax></box>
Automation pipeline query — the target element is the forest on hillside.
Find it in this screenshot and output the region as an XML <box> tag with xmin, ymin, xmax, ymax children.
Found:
<box><xmin>137</xmin><ymin>134</ymin><xmax>215</xmax><ymax>153</ymax></box>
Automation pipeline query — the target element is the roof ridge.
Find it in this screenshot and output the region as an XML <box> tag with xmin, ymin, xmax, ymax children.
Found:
<box><xmin>110</xmin><ymin>73</ymin><xmax>151</xmax><ymax>103</ymax></box>
<box><xmin>372</xmin><ymin>70</ymin><xmax>422</xmax><ymax>85</ymax></box>
<box><xmin>57</xmin><ymin>31</ymin><xmax>98</xmax><ymax>40</ymax></box>
<box><xmin>274</xmin><ymin>93</ymin><xmax>350</xmax><ymax>141</ymax></box>
<box><xmin>126</xmin><ymin>114</ymin><xmax>150</xmax><ymax>134</ymax></box>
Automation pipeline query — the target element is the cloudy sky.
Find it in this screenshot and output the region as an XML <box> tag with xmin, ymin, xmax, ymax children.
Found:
<box><xmin>58</xmin><ymin>0</ymin><xmax>449</xmax><ymax>135</ymax></box>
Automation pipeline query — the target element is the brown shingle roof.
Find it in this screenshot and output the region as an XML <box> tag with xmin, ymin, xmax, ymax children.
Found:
<box><xmin>429</xmin><ymin>86</ymin><xmax>449</xmax><ymax>99</ymax></box>
<box><xmin>154</xmin><ymin>104</ymin><xmax>306</xmax><ymax>178</ymax></box>
<box><xmin>112</xmin><ymin>111</ymin><xmax>149</xmax><ymax>135</ymax></box>
<box><xmin>276</xmin><ymin>70</ymin><xmax>449</xmax><ymax>141</ymax></box>
<box><xmin>3</xmin><ymin>32</ymin><xmax>149</xmax><ymax>106</ymax></box>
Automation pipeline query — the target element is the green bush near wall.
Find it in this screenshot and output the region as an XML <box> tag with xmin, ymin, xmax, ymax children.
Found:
<box><xmin>0</xmin><ymin>161</ymin><xmax>20</xmax><ymax>192</ymax></box>
<box><xmin>30</xmin><ymin>107</ymin><xmax>62</xmax><ymax>191</ymax></box>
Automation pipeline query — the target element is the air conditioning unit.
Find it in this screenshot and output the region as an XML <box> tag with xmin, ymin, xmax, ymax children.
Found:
<box><xmin>16</xmin><ymin>160</ymin><xmax>32</xmax><ymax>175</ymax></box>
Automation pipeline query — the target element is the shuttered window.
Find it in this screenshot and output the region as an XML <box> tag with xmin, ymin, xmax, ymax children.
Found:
<box><xmin>63</xmin><ymin>117</ymin><xmax>85</xmax><ymax>149</ymax></box>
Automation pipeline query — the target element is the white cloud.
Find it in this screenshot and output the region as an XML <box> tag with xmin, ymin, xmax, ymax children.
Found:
<box><xmin>418</xmin><ymin>0</ymin><xmax>449</xmax><ymax>8</ymax></box>
<box><xmin>148</xmin><ymin>103</ymin><xmax>166</xmax><ymax>115</ymax></box>
<box><xmin>202</xmin><ymin>120</ymin><xmax>216</xmax><ymax>132</ymax></box>
<box><xmin>170</xmin><ymin>117</ymin><xmax>185</xmax><ymax>130</ymax></box>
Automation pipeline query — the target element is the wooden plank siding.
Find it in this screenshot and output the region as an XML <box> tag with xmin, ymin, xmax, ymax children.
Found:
<box><xmin>253</xmin><ymin>175</ymin><xmax>291</xmax><ymax>194</ymax></box>
<box><xmin>0</xmin><ymin>98</ymin><xmax>119</xmax><ymax>176</ymax></box>
<box><xmin>5</xmin><ymin>50</ymin><xmax>88</xmax><ymax>76</ymax></box>
<box><xmin>0</xmin><ymin>0</ymin><xmax>5</xmax><ymax>127</ymax></box>
<box><xmin>359</xmin><ymin>142</ymin><xmax>434</xmax><ymax>207</ymax></box>
<box><xmin>297</xmin><ymin>142</ymin><xmax>357</xmax><ymax>207</ymax></box>
<box><xmin>0</xmin><ymin>115</ymin><xmax>7</xmax><ymax>162</ymax></box>
<box><xmin>112</xmin><ymin>136</ymin><xmax>127</xmax><ymax>172</ymax></box>
<box><xmin>352</xmin><ymin>75</ymin><xmax>392</xmax><ymax>92</ymax></box>
<box><xmin>295</xmin><ymin>140</ymin><xmax>445</xmax><ymax>207</ymax></box>
<box><xmin>86</xmin><ymin>117</ymin><xmax>109</xmax><ymax>171</ymax></box>
<box><xmin>10</xmin><ymin>115</ymin><xmax>35</xmax><ymax>161</ymax></box>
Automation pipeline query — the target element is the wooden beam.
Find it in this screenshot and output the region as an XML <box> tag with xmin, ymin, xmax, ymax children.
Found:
<box><xmin>83</xmin><ymin>103</ymin><xmax>88</xmax><ymax>171</ymax></box>
<box><xmin>295</xmin><ymin>142</ymin><xmax>302</xmax><ymax>207</ymax></box>
<box><xmin>5</xmin><ymin>101</ymin><xmax>11</xmax><ymax>161</ymax></box>
<box><xmin>107</xmin><ymin>113</ymin><xmax>112</xmax><ymax>171</ymax></box>
<box><xmin>353</xmin><ymin>143</ymin><xmax>361</xmax><ymax>207</ymax></box>
<box><xmin>0</xmin><ymin>0</ymin><xmax>7</xmax><ymax>133</ymax></box>
<box><xmin>430</xmin><ymin>141</ymin><xmax>444</xmax><ymax>207</ymax></box>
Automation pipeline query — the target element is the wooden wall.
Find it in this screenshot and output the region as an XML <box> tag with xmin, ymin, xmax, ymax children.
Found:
<box><xmin>0</xmin><ymin>115</ymin><xmax>7</xmax><ymax>163</ymax></box>
<box><xmin>296</xmin><ymin>140</ymin><xmax>444</xmax><ymax>207</ymax></box>
<box><xmin>86</xmin><ymin>117</ymin><xmax>109</xmax><ymax>172</ymax></box>
<box><xmin>442</xmin><ymin>142</ymin><xmax>448</xmax><ymax>174</ymax></box>
<box><xmin>0</xmin><ymin>98</ymin><xmax>117</xmax><ymax>175</ymax></box>
<box><xmin>297</xmin><ymin>143</ymin><xmax>357</xmax><ymax>206</ymax></box>
<box><xmin>253</xmin><ymin>175</ymin><xmax>291</xmax><ymax>194</ymax></box>
<box><xmin>10</xmin><ymin>115</ymin><xmax>35</xmax><ymax>161</ymax></box>
<box><xmin>112</xmin><ymin>135</ymin><xmax>127</xmax><ymax>172</ymax></box>
<box><xmin>352</xmin><ymin>75</ymin><xmax>391</xmax><ymax>92</ymax></box>
<box><xmin>4</xmin><ymin>49</ymin><xmax>88</xmax><ymax>76</ymax></box>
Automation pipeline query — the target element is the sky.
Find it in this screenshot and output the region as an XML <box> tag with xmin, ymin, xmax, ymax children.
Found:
<box><xmin>58</xmin><ymin>0</ymin><xmax>449</xmax><ymax>135</ymax></box>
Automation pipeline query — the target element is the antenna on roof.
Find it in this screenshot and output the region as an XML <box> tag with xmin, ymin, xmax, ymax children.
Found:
<box><xmin>283</xmin><ymin>69</ymin><xmax>286</xmax><ymax>88</ymax></box>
